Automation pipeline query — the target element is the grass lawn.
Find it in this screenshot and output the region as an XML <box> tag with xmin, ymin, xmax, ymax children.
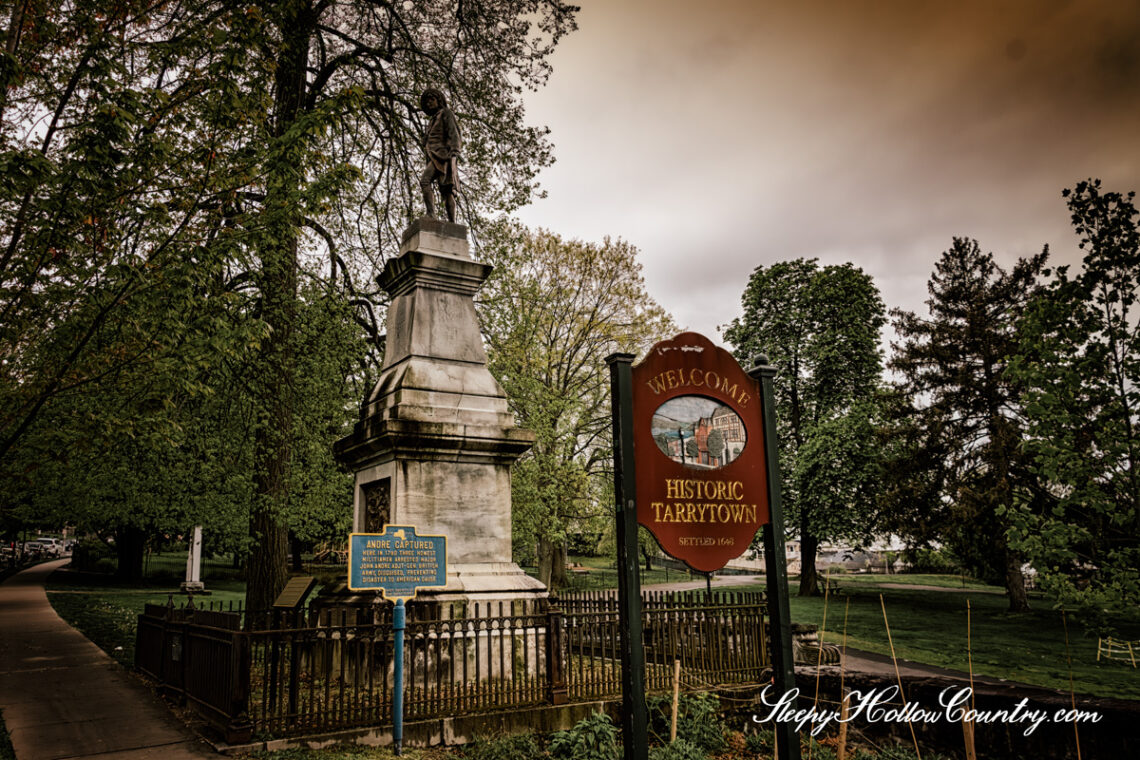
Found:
<box><xmin>141</xmin><ymin>550</ymin><xmax>245</xmax><ymax>583</ymax></box>
<box><xmin>735</xmin><ymin>579</ymin><xmax>1140</xmax><ymax>701</ymax></box>
<box><xmin>48</xmin><ymin>565</ymin><xmax>247</xmax><ymax>665</ymax></box>
<box><xmin>43</xmin><ymin>552</ymin><xmax>1140</xmax><ymax>703</ymax></box>
<box><xmin>527</xmin><ymin>553</ymin><xmax>706</xmax><ymax>591</ymax></box>
<box><xmin>824</xmin><ymin>572</ymin><xmax>996</xmax><ymax>590</ymax></box>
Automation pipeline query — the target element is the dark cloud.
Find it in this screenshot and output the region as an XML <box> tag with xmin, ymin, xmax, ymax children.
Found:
<box><xmin>517</xmin><ymin>0</ymin><xmax>1140</xmax><ymax>342</ymax></box>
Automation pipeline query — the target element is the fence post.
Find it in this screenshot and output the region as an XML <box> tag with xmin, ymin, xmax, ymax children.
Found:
<box><xmin>545</xmin><ymin>606</ymin><xmax>568</xmax><ymax>705</ymax></box>
<box><xmin>225</xmin><ymin>631</ymin><xmax>253</xmax><ymax>744</ymax></box>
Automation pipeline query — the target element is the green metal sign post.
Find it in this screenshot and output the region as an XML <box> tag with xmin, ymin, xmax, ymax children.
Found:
<box><xmin>607</xmin><ymin>338</ymin><xmax>801</xmax><ymax>760</ymax></box>
<box><xmin>749</xmin><ymin>356</ymin><xmax>801</xmax><ymax>760</ymax></box>
<box><xmin>349</xmin><ymin>526</ymin><xmax>447</xmax><ymax>756</ymax></box>
<box><xmin>606</xmin><ymin>352</ymin><xmax>650</xmax><ymax>760</ymax></box>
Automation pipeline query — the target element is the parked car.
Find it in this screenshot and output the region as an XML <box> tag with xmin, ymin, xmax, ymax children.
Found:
<box><xmin>37</xmin><ymin>538</ymin><xmax>65</xmax><ymax>556</ymax></box>
<box><xmin>22</xmin><ymin>540</ymin><xmax>46</xmax><ymax>557</ymax></box>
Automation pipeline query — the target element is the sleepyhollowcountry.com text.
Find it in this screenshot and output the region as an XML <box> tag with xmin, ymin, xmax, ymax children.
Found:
<box><xmin>754</xmin><ymin>686</ymin><xmax>1103</xmax><ymax>737</ymax></box>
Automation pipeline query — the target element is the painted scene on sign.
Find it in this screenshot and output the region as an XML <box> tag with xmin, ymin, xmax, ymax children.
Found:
<box><xmin>651</xmin><ymin>395</ymin><xmax>746</xmax><ymax>469</ymax></box>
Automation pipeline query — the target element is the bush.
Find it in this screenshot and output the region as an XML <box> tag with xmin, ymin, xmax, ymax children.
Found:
<box><xmin>874</xmin><ymin>746</ymin><xmax>953</xmax><ymax>760</ymax></box>
<box><xmin>93</xmin><ymin>557</ymin><xmax>117</xmax><ymax>574</ymax></box>
<box><xmin>461</xmin><ymin>733</ymin><xmax>543</xmax><ymax>760</ymax></box>
<box><xmin>744</xmin><ymin>729</ymin><xmax>773</xmax><ymax>754</ymax></box>
<box><xmin>647</xmin><ymin>692</ymin><xmax>725</xmax><ymax>753</ymax></box>
<box><xmin>70</xmin><ymin>538</ymin><xmax>115</xmax><ymax>572</ymax></box>
<box><xmin>647</xmin><ymin>739</ymin><xmax>707</xmax><ymax>760</ymax></box>
<box><xmin>804</xmin><ymin>738</ymin><xmax>836</xmax><ymax>760</ymax></box>
<box><xmin>903</xmin><ymin>546</ymin><xmax>961</xmax><ymax>575</ymax></box>
<box><xmin>548</xmin><ymin>711</ymin><xmax>619</xmax><ymax>760</ymax></box>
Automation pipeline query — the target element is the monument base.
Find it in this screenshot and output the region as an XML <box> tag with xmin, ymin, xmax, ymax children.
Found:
<box><xmin>308</xmin><ymin>572</ymin><xmax>548</xmax><ymax>624</ymax></box>
<box><xmin>333</xmin><ymin>217</ymin><xmax>549</xmax><ymax>617</ymax></box>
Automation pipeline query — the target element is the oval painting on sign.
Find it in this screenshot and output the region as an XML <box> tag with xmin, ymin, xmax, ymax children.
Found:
<box><xmin>651</xmin><ymin>395</ymin><xmax>747</xmax><ymax>469</ymax></box>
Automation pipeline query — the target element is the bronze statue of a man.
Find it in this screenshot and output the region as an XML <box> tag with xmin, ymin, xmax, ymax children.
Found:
<box><xmin>419</xmin><ymin>88</ymin><xmax>461</xmax><ymax>223</ymax></box>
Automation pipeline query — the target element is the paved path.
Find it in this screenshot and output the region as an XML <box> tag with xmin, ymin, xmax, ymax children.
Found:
<box><xmin>0</xmin><ymin>560</ymin><xmax>216</xmax><ymax>759</ymax></box>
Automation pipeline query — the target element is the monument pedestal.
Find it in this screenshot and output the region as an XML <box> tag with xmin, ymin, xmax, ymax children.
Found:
<box><xmin>334</xmin><ymin>218</ymin><xmax>546</xmax><ymax>608</ymax></box>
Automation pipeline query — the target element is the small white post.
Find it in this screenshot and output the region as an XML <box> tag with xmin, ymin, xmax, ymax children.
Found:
<box><xmin>181</xmin><ymin>526</ymin><xmax>205</xmax><ymax>593</ymax></box>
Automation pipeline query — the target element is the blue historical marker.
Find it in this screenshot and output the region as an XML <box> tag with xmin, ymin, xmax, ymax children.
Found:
<box><xmin>349</xmin><ymin>525</ymin><xmax>448</xmax><ymax>599</ymax></box>
<box><xmin>349</xmin><ymin>525</ymin><xmax>447</xmax><ymax>755</ymax></box>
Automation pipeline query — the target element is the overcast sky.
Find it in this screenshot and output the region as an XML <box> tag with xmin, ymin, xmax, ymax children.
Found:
<box><xmin>514</xmin><ymin>0</ymin><xmax>1140</xmax><ymax>348</ymax></box>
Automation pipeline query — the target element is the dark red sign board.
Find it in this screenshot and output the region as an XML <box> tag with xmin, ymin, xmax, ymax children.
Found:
<box><xmin>632</xmin><ymin>332</ymin><xmax>770</xmax><ymax>572</ymax></box>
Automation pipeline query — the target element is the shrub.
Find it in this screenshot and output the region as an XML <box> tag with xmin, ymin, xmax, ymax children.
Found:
<box><xmin>803</xmin><ymin>738</ymin><xmax>836</xmax><ymax>760</ymax></box>
<box><xmin>904</xmin><ymin>546</ymin><xmax>961</xmax><ymax>575</ymax></box>
<box><xmin>647</xmin><ymin>739</ymin><xmax>707</xmax><ymax>760</ymax></box>
<box><xmin>647</xmin><ymin>692</ymin><xmax>725</xmax><ymax>753</ymax></box>
<box><xmin>70</xmin><ymin>538</ymin><xmax>115</xmax><ymax>572</ymax></box>
<box><xmin>548</xmin><ymin>711</ymin><xmax>619</xmax><ymax>760</ymax></box>
<box><xmin>875</xmin><ymin>746</ymin><xmax>953</xmax><ymax>760</ymax></box>
<box><xmin>744</xmin><ymin>729</ymin><xmax>773</xmax><ymax>754</ymax></box>
<box><xmin>461</xmin><ymin>733</ymin><xmax>543</xmax><ymax>760</ymax></box>
<box><xmin>93</xmin><ymin>557</ymin><xmax>117</xmax><ymax>575</ymax></box>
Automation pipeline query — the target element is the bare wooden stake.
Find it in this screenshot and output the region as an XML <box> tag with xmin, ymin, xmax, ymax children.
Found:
<box><xmin>811</xmin><ymin>566</ymin><xmax>833</xmax><ymax>751</ymax></box>
<box><xmin>837</xmin><ymin>598</ymin><xmax>850</xmax><ymax>760</ymax></box>
<box><xmin>670</xmin><ymin>658</ymin><xmax>680</xmax><ymax>742</ymax></box>
<box><xmin>880</xmin><ymin>594</ymin><xmax>922</xmax><ymax>760</ymax></box>
<box><xmin>1062</xmin><ymin>611</ymin><xmax>1082</xmax><ymax>760</ymax></box>
<box><xmin>837</xmin><ymin>691</ymin><xmax>850</xmax><ymax>760</ymax></box>
<box><xmin>962</xmin><ymin>715</ymin><xmax>976</xmax><ymax>760</ymax></box>
<box><xmin>963</xmin><ymin>599</ymin><xmax>976</xmax><ymax>760</ymax></box>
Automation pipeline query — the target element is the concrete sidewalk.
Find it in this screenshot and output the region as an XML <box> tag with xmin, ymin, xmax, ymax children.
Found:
<box><xmin>0</xmin><ymin>560</ymin><xmax>216</xmax><ymax>759</ymax></box>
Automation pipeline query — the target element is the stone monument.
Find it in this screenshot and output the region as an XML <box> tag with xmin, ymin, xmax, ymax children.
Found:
<box><xmin>334</xmin><ymin>217</ymin><xmax>546</xmax><ymax>605</ymax></box>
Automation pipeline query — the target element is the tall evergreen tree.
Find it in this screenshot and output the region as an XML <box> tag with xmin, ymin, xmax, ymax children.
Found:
<box><xmin>890</xmin><ymin>238</ymin><xmax>1046</xmax><ymax>612</ymax></box>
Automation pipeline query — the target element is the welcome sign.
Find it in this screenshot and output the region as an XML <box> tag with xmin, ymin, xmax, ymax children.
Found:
<box><xmin>631</xmin><ymin>332</ymin><xmax>770</xmax><ymax>571</ymax></box>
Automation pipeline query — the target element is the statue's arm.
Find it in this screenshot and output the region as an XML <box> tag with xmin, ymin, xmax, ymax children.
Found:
<box><xmin>445</xmin><ymin>109</ymin><xmax>462</xmax><ymax>156</ymax></box>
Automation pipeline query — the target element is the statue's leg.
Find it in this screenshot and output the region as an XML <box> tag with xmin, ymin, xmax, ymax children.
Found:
<box><xmin>419</xmin><ymin>165</ymin><xmax>437</xmax><ymax>218</ymax></box>
<box><xmin>442</xmin><ymin>184</ymin><xmax>456</xmax><ymax>223</ymax></box>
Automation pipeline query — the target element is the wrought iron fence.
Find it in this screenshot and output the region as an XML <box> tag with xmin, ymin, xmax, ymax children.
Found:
<box><xmin>136</xmin><ymin>590</ymin><xmax>768</xmax><ymax>740</ymax></box>
<box><xmin>555</xmin><ymin>590</ymin><xmax>769</xmax><ymax>700</ymax></box>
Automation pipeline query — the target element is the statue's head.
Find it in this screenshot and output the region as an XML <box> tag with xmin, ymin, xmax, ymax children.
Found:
<box><xmin>420</xmin><ymin>88</ymin><xmax>446</xmax><ymax>115</ymax></box>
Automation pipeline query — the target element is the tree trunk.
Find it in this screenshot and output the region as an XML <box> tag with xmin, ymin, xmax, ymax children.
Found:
<box><xmin>798</xmin><ymin>529</ymin><xmax>821</xmax><ymax>596</ymax></box>
<box><xmin>537</xmin><ymin>536</ymin><xmax>553</xmax><ymax>589</ymax></box>
<box><xmin>114</xmin><ymin>525</ymin><xmax>147</xmax><ymax>582</ymax></box>
<box><xmin>1004</xmin><ymin>548</ymin><xmax>1030</xmax><ymax>612</ymax></box>
<box><xmin>536</xmin><ymin>535</ymin><xmax>568</xmax><ymax>590</ymax></box>
<box><xmin>244</xmin><ymin>0</ymin><xmax>311</xmax><ymax>615</ymax></box>
<box><xmin>290</xmin><ymin>532</ymin><xmax>304</xmax><ymax>573</ymax></box>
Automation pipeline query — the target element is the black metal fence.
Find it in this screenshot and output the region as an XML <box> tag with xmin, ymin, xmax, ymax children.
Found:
<box><xmin>557</xmin><ymin>590</ymin><xmax>769</xmax><ymax>700</ymax></box>
<box><xmin>136</xmin><ymin>590</ymin><xmax>768</xmax><ymax>741</ymax></box>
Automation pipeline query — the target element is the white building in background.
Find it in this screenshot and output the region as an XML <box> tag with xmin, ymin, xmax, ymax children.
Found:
<box><xmin>723</xmin><ymin>535</ymin><xmax>908</xmax><ymax>575</ymax></box>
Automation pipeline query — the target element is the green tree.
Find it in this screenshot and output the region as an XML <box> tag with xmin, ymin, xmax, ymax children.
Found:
<box><xmin>2</xmin><ymin>1</ymin><xmax>579</xmax><ymax>608</ymax></box>
<box><xmin>890</xmin><ymin>238</ymin><xmax>1047</xmax><ymax>612</ymax></box>
<box><xmin>685</xmin><ymin>436</ymin><xmax>700</xmax><ymax>462</ymax></box>
<box><xmin>193</xmin><ymin>0</ymin><xmax>577</xmax><ymax>611</ymax></box>
<box><xmin>875</xmin><ymin>388</ymin><xmax>952</xmax><ymax>568</ymax></box>
<box><xmin>724</xmin><ymin>259</ymin><xmax>885</xmax><ymax>596</ymax></box>
<box><xmin>479</xmin><ymin>220</ymin><xmax>674</xmax><ymax>590</ymax></box>
<box><xmin>706</xmin><ymin>428</ymin><xmax>725</xmax><ymax>465</ymax></box>
<box><xmin>0</xmin><ymin>0</ymin><xmax>259</xmax><ymax>467</ymax></box>
<box><xmin>1008</xmin><ymin>180</ymin><xmax>1140</xmax><ymax>627</ymax></box>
